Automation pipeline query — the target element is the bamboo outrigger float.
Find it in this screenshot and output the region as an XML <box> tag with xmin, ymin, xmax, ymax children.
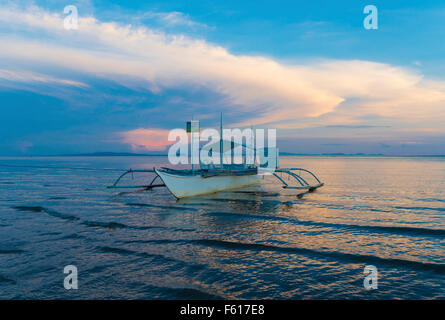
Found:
<box><xmin>108</xmin><ymin>117</ymin><xmax>324</xmax><ymax>199</ymax></box>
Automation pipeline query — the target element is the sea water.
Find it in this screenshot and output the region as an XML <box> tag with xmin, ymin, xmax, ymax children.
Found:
<box><xmin>0</xmin><ymin>156</ymin><xmax>444</xmax><ymax>299</ymax></box>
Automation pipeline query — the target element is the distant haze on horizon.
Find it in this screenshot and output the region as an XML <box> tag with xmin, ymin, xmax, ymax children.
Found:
<box><xmin>1</xmin><ymin>0</ymin><xmax>445</xmax><ymax>156</ymax></box>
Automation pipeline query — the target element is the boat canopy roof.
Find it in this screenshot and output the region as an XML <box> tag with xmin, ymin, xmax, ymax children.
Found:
<box><xmin>200</xmin><ymin>139</ymin><xmax>254</xmax><ymax>153</ymax></box>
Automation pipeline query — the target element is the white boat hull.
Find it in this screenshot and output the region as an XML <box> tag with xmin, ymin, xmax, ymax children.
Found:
<box><xmin>155</xmin><ymin>169</ymin><xmax>263</xmax><ymax>198</ymax></box>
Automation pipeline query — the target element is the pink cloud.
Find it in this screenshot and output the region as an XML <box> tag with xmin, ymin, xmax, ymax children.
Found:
<box><xmin>120</xmin><ymin>128</ymin><xmax>171</xmax><ymax>152</ymax></box>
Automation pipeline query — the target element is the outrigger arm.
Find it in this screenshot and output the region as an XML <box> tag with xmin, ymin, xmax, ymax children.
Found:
<box><xmin>107</xmin><ymin>168</ymin><xmax>165</xmax><ymax>190</ymax></box>
<box><xmin>272</xmin><ymin>168</ymin><xmax>324</xmax><ymax>191</ymax></box>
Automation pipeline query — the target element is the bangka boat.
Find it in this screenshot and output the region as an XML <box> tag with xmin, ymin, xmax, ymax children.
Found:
<box><xmin>108</xmin><ymin>117</ymin><xmax>323</xmax><ymax>199</ymax></box>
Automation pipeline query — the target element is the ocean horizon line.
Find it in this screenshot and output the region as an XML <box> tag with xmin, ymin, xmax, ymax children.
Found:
<box><xmin>1</xmin><ymin>152</ymin><xmax>445</xmax><ymax>158</ymax></box>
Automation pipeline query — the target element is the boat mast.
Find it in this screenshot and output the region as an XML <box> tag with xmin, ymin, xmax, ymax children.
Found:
<box><xmin>220</xmin><ymin>112</ymin><xmax>223</xmax><ymax>169</ymax></box>
<box><xmin>188</xmin><ymin>116</ymin><xmax>199</xmax><ymax>173</ymax></box>
<box><xmin>191</xmin><ymin>115</ymin><xmax>194</xmax><ymax>173</ymax></box>
<box><xmin>252</xmin><ymin>124</ymin><xmax>255</xmax><ymax>168</ymax></box>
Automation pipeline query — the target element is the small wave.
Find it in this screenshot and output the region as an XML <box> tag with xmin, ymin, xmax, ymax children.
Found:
<box><xmin>194</xmin><ymin>239</ymin><xmax>445</xmax><ymax>274</ymax></box>
<box><xmin>82</xmin><ymin>220</ymin><xmax>161</xmax><ymax>231</ymax></box>
<box><xmin>98</xmin><ymin>246</ymin><xmax>138</xmax><ymax>255</ymax></box>
<box><xmin>411</xmin><ymin>197</ymin><xmax>445</xmax><ymax>203</ymax></box>
<box><xmin>210</xmin><ymin>198</ymin><xmax>285</xmax><ymax>207</ymax></box>
<box><xmin>315</xmin><ymin>202</ymin><xmax>445</xmax><ymax>215</ymax></box>
<box><xmin>59</xmin><ymin>233</ymin><xmax>86</xmax><ymax>240</ymax></box>
<box><xmin>153</xmin><ymin>286</ymin><xmax>223</xmax><ymax>300</ymax></box>
<box><xmin>173</xmin><ymin>227</ymin><xmax>196</xmax><ymax>232</ymax></box>
<box><xmin>14</xmin><ymin>206</ymin><xmax>168</xmax><ymax>232</ymax></box>
<box><xmin>96</xmin><ymin>245</ymin><xmax>179</xmax><ymax>266</ymax></box>
<box><xmin>35</xmin><ymin>232</ymin><xmax>87</xmax><ymax>244</ymax></box>
<box><xmin>87</xmin><ymin>264</ymin><xmax>111</xmax><ymax>274</ymax></box>
<box><xmin>314</xmin><ymin>202</ymin><xmax>393</xmax><ymax>214</ymax></box>
<box><xmin>39</xmin><ymin>232</ymin><xmax>61</xmax><ymax>236</ymax></box>
<box><xmin>126</xmin><ymin>202</ymin><xmax>197</xmax><ymax>212</ymax></box>
<box><xmin>14</xmin><ymin>206</ymin><xmax>45</xmax><ymax>213</ymax></box>
<box><xmin>13</xmin><ymin>206</ymin><xmax>79</xmax><ymax>221</ymax></box>
<box><xmin>121</xmin><ymin>239</ymin><xmax>189</xmax><ymax>245</ymax></box>
<box><xmin>204</xmin><ymin>211</ymin><xmax>288</xmax><ymax>222</ymax></box>
<box><xmin>97</xmin><ymin>245</ymin><xmax>163</xmax><ymax>259</ymax></box>
<box><xmin>394</xmin><ymin>206</ymin><xmax>445</xmax><ymax>213</ymax></box>
<box><xmin>96</xmin><ymin>245</ymin><xmax>207</xmax><ymax>272</ymax></box>
<box><xmin>358</xmin><ymin>224</ymin><xmax>445</xmax><ymax>237</ymax></box>
<box><xmin>0</xmin><ymin>249</ymin><xmax>24</xmax><ymax>254</ymax></box>
<box><xmin>203</xmin><ymin>211</ymin><xmax>445</xmax><ymax>237</ymax></box>
<box><xmin>82</xmin><ymin>221</ymin><xmax>128</xmax><ymax>230</ymax></box>
<box><xmin>0</xmin><ymin>274</ymin><xmax>16</xmax><ymax>284</ymax></box>
<box><xmin>230</xmin><ymin>191</ymin><xmax>281</xmax><ymax>197</ymax></box>
<box><xmin>18</xmin><ymin>266</ymin><xmax>57</xmax><ymax>277</ymax></box>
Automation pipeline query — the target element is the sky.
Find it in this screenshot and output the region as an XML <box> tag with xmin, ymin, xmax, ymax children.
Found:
<box><xmin>1</xmin><ymin>0</ymin><xmax>445</xmax><ymax>155</ymax></box>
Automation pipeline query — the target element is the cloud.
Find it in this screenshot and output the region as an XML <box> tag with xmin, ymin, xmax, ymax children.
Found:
<box><xmin>120</xmin><ymin>128</ymin><xmax>171</xmax><ymax>151</ymax></box>
<box><xmin>141</xmin><ymin>11</ymin><xmax>208</xmax><ymax>28</ymax></box>
<box><xmin>0</xmin><ymin>3</ymin><xmax>444</xmax><ymax>135</ymax></box>
<box><xmin>322</xmin><ymin>125</ymin><xmax>391</xmax><ymax>129</ymax></box>
<box><xmin>0</xmin><ymin>69</ymin><xmax>88</xmax><ymax>87</ymax></box>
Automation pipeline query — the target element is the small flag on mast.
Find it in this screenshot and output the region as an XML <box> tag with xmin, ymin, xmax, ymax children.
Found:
<box><xmin>186</xmin><ymin>120</ymin><xmax>199</xmax><ymax>133</ymax></box>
